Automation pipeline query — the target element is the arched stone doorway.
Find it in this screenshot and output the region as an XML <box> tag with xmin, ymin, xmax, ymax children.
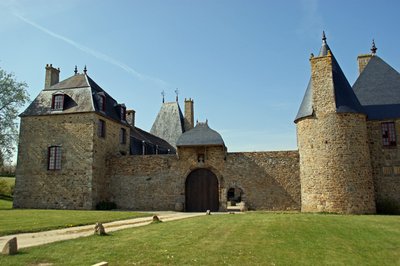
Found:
<box><xmin>185</xmin><ymin>168</ymin><xmax>219</xmax><ymax>212</ymax></box>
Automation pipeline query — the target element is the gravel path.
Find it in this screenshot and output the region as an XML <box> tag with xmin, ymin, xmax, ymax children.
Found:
<box><xmin>0</xmin><ymin>212</ymin><xmax>205</xmax><ymax>249</ymax></box>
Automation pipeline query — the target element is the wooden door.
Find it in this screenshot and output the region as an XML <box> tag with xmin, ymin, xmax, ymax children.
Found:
<box><xmin>185</xmin><ymin>168</ymin><xmax>219</xmax><ymax>212</ymax></box>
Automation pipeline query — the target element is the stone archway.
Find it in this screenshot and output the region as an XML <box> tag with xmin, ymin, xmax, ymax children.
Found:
<box><xmin>185</xmin><ymin>168</ymin><xmax>219</xmax><ymax>212</ymax></box>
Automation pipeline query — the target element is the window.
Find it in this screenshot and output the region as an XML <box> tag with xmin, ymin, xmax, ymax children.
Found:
<box><xmin>98</xmin><ymin>95</ymin><xmax>106</xmax><ymax>111</ymax></box>
<box><xmin>51</xmin><ymin>94</ymin><xmax>64</xmax><ymax>110</ymax></box>
<box><xmin>120</xmin><ymin>128</ymin><xmax>126</xmax><ymax>144</ymax></box>
<box><xmin>120</xmin><ymin>106</ymin><xmax>126</xmax><ymax>121</ymax></box>
<box><xmin>381</xmin><ymin>122</ymin><xmax>396</xmax><ymax>147</ymax></box>
<box><xmin>48</xmin><ymin>146</ymin><xmax>62</xmax><ymax>170</ymax></box>
<box><xmin>98</xmin><ymin>119</ymin><xmax>106</xmax><ymax>138</ymax></box>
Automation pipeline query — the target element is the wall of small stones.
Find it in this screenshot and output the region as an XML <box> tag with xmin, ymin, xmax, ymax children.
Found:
<box><xmin>13</xmin><ymin>113</ymin><xmax>130</xmax><ymax>209</ymax></box>
<box><xmin>14</xmin><ymin>114</ymin><xmax>96</xmax><ymax>209</ymax></box>
<box><xmin>107</xmin><ymin>147</ymin><xmax>300</xmax><ymax>211</ymax></box>
<box><xmin>366</xmin><ymin>119</ymin><xmax>400</xmax><ymax>208</ymax></box>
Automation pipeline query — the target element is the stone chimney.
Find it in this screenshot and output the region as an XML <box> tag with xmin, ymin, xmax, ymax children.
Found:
<box><xmin>357</xmin><ymin>39</ymin><xmax>377</xmax><ymax>75</ymax></box>
<box><xmin>357</xmin><ymin>54</ymin><xmax>373</xmax><ymax>75</ymax></box>
<box><xmin>45</xmin><ymin>64</ymin><xmax>60</xmax><ymax>89</ymax></box>
<box><xmin>184</xmin><ymin>98</ymin><xmax>194</xmax><ymax>131</ymax></box>
<box><xmin>126</xmin><ymin>109</ymin><xmax>136</xmax><ymax>128</ymax></box>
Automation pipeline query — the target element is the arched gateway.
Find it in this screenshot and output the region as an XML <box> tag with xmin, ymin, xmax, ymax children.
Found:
<box><xmin>185</xmin><ymin>168</ymin><xmax>219</xmax><ymax>212</ymax></box>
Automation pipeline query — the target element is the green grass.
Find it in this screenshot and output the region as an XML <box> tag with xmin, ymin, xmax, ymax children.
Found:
<box><xmin>0</xmin><ymin>198</ymin><xmax>12</xmax><ymax>209</ymax></box>
<box><xmin>0</xmin><ymin>206</ymin><xmax>150</xmax><ymax>236</ymax></box>
<box><xmin>0</xmin><ymin>176</ymin><xmax>15</xmax><ymax>198</ymax></box>
<box><xmin>1</xmin><ymin>212</ymin><xmax>399</xmax><ymax>265</ymax></box>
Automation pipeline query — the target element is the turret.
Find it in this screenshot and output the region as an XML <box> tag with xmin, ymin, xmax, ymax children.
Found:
<box><xmin>295</xmin><ymin>32</ymin><xmax>376</xmax><ymax>214</ymax></box>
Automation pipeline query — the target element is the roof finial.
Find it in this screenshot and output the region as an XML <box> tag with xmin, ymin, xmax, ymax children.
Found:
<box><xmin>74</xmin><ymin>65</ymin><xmax>78</xmax><ymax>75</ymax></box>
<box><xmin>161</xmin><ymin>90</ymin><xmax>165</xmax><ymax>103</ymax></box>
<box><xmin>371</xmin><ymin>39</ymin><xmax>377</xmax><ymax>55</ymax></box>
<box><xmin>175</xmin><ymin>88</ymin><xmax>179</xmax><ymax>102</ymax></box>
<box><xmin>83</xmin><ymin>65</ymin><xmax>87</xmax><ymax>74</ymax></box>
<box><xmin>322</xmin><ymin>31</ymin><xmax>327</xmax><ymax>44</ymax></box>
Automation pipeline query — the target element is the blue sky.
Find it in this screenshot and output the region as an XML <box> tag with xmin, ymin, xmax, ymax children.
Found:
<box><xmin>1</xmin><ymin>0</ymin><xmax>400</xmax><ymax>152</ymax></box>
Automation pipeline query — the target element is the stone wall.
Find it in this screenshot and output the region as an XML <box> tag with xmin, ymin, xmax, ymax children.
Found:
<box><xmin>92</xmin><ymin>114</ymin><xmax>130</xmax><ymax>206</ymax></box>
<box><xmin>297</xmin><ymin>113</ymin><xmax>376</xmax><ymax>214</ymax></box>
<box><xmin>14</xmin><ymin>114</ymin><xmax>96</xmax><ymax>209</ymax></box>
<box><xmin>107</xmin><ymin>148</ymin><xmax>300</xmax><ymax>211</ymax></box>
<box><xmin>367</xmin><ymin>119</ymin><xmax>400</xmax><ymax>208</ymax></box>
<box><xmin>13</xmin><ymin>112</ymin><xmax>130</xmax><ymax>209</ymax></box>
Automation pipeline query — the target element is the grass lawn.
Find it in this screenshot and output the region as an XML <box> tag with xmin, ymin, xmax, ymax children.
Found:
<box><xmin>0</xmin><ymin>198</ymin><xmax>12</xmax><ymax>209</ymax></box>
<box><xmin>0</xmin><ymin>201</ymin><xmax>150</xmax><ymax>236</ymax></box>
<box><xmin>0</xmin><ymin>212</ymin><xmax>399</xmax><ymax>265</ymax></box>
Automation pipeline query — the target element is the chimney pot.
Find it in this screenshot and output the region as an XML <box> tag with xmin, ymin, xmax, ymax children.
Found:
<box><xmin>45</xmin><ymin>64</ymin><xmax>60</xmax><ymax>89</ymax></box>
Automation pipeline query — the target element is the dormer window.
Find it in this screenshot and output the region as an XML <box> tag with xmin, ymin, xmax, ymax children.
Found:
<box><xmin>98</xmin><ymin>94</ymin><xmax>106</xmax><ymax>112</ymax></box>
<box><xmin>51</xmin><ymin>94</ymin><xmax>64</xmax><ymax>110</ymax></box>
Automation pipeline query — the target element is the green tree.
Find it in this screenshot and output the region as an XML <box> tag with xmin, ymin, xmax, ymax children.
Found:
<box><xmin>0</xmin><ymin>67</ymin><xmax>29</xmax><ymax>162</ymax></box>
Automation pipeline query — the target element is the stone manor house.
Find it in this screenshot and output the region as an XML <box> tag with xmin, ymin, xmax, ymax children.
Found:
<box><xmin>14</xmin><ymin>34</ymin><xmax>400</xmax><ymax>214</ymax></box>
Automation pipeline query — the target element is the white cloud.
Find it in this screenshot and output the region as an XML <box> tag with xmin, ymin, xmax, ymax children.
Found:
<box><xmin>13</xmin><ymin>12</ymin><xmax>169</xmax><ymax>88</ymax></box>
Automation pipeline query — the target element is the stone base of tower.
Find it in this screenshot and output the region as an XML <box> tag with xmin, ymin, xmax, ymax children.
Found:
<box><xmin>301</xmin><ymin>193</ymin><xmax>376</xmax><ymax>214</ymax></box>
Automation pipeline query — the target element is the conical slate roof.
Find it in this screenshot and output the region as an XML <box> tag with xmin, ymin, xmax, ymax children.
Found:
<box><xmin>176</xmin><ymin>121</ymin><xmax>224</xmax><ymax>147</ymax></box>
<box><xmin>150</xmin><ymin>102</ymin><xmax>185</xmax><ymax>148</ymax></box>
<box><xmin>353</xmin><ymin>55</ymin><xmax>400</xmax><ymax>120</ymax></box>
<box><xmin>295</xmin><ymin>33</ymin><xmax>364</xmax><ymax>122</ymax></box>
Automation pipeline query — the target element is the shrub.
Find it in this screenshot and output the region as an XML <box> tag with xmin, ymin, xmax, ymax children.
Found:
<box><xmin>96</xmin><ymin>201</ymin><xmax>117</xmax><ymax>210</ymax></box>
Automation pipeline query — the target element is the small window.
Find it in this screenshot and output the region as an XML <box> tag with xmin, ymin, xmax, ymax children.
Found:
<box><xmin>98</xmin><ymin>95</ymin><xmax>106</xmax><ymax>111</ymax></box>
<box><xmin>52</xmin><ymin>94</ymin><xmax>64</xmax><ymax>110</ymax></box>
<box><xmin>381</xmin><ymin>122</ymin><xmax>396</xmax><ymax>147</ymax></box>
<box><xmin>120</xmin><ymin>128</ymin><xmax>126</xmax><ymax>144</ymax></box>
<box><xmin>48</xmin><ymin>146</ymin><xmax>62</xmax><ymax>170</ymax></box>
<box><xmin>98</xmin><ymin>119</ymin><xmax>106</xmax><ymax>138</ymax></box>
<box><xmin>120</xmin><ymin>106</ymin><xmax>126</xmax><ymax>121</ymax></box>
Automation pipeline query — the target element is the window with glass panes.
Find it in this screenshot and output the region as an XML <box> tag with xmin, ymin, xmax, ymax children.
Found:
<box><xmin>381</xmin><ymin>122</ymin><xmax>396</xmax><ymax>147</ymax></box>
<box><xmin>48</xmin><ymin>146</ymin><xmax>62</xmax><ymax>170</ymax></box>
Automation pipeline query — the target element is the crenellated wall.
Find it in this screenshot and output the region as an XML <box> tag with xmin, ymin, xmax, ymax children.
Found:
<box><xmin>107</xmin><ymin>148</ymin><xmax>300</xmax><ymax>211</ymax></box>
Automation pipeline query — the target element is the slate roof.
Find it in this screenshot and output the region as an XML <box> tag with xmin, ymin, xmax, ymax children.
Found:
<box><xmin>21</xmin><ymin>73</ymin><xmax>128</xmax><ymax>125</ymax></box>
<box><xmin>130</xmin><ymin>126</ymin><xmax>176</xmax><ymax>155</ymax></box>
<box><xmin>150</xmin><ymin>102</ymin><xmax>185</xmax><ymax>148</ymax></box>
<box><xmin>21</xmin><ymin>71</ymin><xmax>175</xmax><ymax>154</ymax></box>
<box><xmin>353</xmin><ymin>55</ymin><xmax>400</xmax><ymax>120</ymax></box>
<box><xmin>176</xmin><ymin>121</ymin><xmax>225</xmax><ymax>147</ymax></box>
<box><xmin>295</xmin><ymin>35</ymin><xmax>364</xmax><ymax>122</ymax></box>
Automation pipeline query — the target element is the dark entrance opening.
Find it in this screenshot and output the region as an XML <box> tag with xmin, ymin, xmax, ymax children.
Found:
<box><xmin>185</xmin><ymin>168</ymin><xmax>219</xmax><ymax>212</ymax></box>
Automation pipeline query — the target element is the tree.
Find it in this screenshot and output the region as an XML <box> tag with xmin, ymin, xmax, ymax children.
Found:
<box><xmin>0</xmin><ymin>67</ymin><xmax>29</xmax><ymax>163</ymax></box>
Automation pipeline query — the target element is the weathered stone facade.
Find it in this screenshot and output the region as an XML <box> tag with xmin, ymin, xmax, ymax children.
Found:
<box><xmin>296</xmin><ymin>52</ymin><xmax>375</xmax><ymax>214</ymax></box>
<box><xmin>366</xmin><ymin>119</ymin><xmax>400</xmax><ymax>207</ymax></box>
<box><xmin>14</xmin><ymin>112</ymin><xmax>129</xmax><ymax>209</ymax></box>
<box><xmin>108</xmin><ymin>149</ymin><xmax>300</xmax><ymax>211</ymax></box>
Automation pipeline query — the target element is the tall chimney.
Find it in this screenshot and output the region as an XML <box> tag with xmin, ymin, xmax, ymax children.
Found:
<box><xmin>357</xmin><ymin>40</ymin><xmax>377</xmax><ymax>75</ymax></box>
<box><xmin>45</xmin><ymin>64</ymin><xmax>60</xmax><ymax>89</ymax></box>
<box><xmin>126</xmin><ymin>109</ymin><xmax>136</xmax><ymax>128</ymax></box>
<box><xmin>357</xmin><ymin>54</ymin><xmax>373</xmax><ymax>75</ymax></box>
<box><xmin>184</xmin><ymin>98</ymin><xmax>194</xmax><ymax>131</ymax></box>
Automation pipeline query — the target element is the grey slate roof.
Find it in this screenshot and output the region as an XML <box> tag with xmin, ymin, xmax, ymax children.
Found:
<box><xmin>130</xmin><ymin>126</ymin><xmax>176</xmax><ymax>155</ymax></box>
<box><xmin>295</xmin><ymin>37</ymin><xmax>364</xmax><ymax>122</ymax></box>
<box><xmin>176</xmin><ymin>122</ymin><xmax>225</xmax><ymax>147</ymax></box>
<box><xmin>353</xmin><ymin>56</ymin><xmax>400</xmax><ymax>120</ymax></box>
<box><xmin>150</xmin><ymin>102</ymin><xmax>185</xmax><ymax>148</ymax></box>
<box><xmin>21</xmin><ymin>73</ymin><xmax>128</xmax><ymax>125</ymax></box>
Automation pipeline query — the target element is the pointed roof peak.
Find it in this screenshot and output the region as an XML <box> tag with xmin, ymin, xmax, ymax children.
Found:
<box><xmin>371</xmin><ymin>39</ymin><xmax>377</xmax><ymax>55</ymax></box>
<box><xmin>319</xmin><ymin>31</ymin><xmax>331</xmax><ymax>57</ymax></box>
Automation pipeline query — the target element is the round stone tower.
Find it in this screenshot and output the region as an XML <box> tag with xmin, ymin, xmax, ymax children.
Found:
<box><xmin>294</xmin><ymin>33</ymin><xmax>376</xmax><ymax>214</ymax></box>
